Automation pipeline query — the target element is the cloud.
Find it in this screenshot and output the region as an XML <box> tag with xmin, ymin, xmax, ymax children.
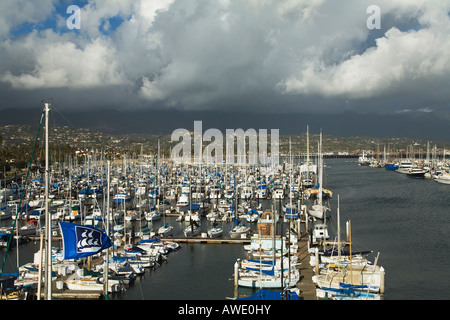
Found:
<box><xmin>0</xmin><ymin>0</ymin><xmax>57</xmax><ymax>39</ymax></box>
<box><xmin>1</xmin><ymin>32</ymin><xmax>123</xmax><ymax>89</ymax></box>
<box><xmin>0</xmin><ymin>0</ymin><xmax>449</xmax><ymax>115</ymax></box>
<box><xmin>277</xmin><ymin>1</ymin><xmax>450</xmax><ymax>105</ymax></box>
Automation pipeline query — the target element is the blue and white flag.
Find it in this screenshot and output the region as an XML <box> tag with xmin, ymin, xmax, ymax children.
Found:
<box><xmin>59</xmin><ymin>222</ymin><xmax>113</xmax><ymax>260</ymax></box>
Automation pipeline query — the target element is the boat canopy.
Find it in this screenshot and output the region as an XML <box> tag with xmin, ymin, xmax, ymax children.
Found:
<box><xmin>322</xmin><ymin>248</ymin><xmax>372</xmax><ymax>257</ymax></box>
<box><xmin>236</xmin><ymin>289</ymin><xmax>300</xmax><ymax>300</ymax></box>
<box><xmin>243</xmin><ymin>266</ymin><xmax>275</xmax><ymax>276</ymax></box>
<box><xmin>137</xmin><ymin>237</ymin><xmax>161</xmax><ymax>244</ymax></box>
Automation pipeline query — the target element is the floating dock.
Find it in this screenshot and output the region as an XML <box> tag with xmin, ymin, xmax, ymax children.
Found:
<box><xmin>295</xmin><ymin>232</ymin><xmax>317</xmax><ymax>300</ymax></box>
<box><xmin>159</xmin><ymin>236</ymin><xmax>250</xmax><ymax>244</ymax></box>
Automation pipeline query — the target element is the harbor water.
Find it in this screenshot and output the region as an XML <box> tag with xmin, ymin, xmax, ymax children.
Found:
<box><xmin>324</xmin><ymin>159</ymin><xmax>450</xmax><ymax>300</ymax></box>
<box><xmin>2</xmin><ymin>158</ymin><xmax>449</xmax><ymax>300</ymax></box>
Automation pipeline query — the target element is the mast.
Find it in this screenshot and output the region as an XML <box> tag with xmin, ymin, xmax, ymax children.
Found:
<box><xmin>104</xmin><ymin>160</ymin><xmax>111</xmax><ymax>298</ymax></box>
<box><xmin>318</xmin><ymin>130</ymin><xmax>323</xmax><ymax>209</ymax></box>
<box><xmin>289</xmin><ymin>137</ymin><xmax>292</xmax><ymax>210</ymax></box>
<box><xmin>306</xmin><ymin>125</ymin><xmax>310</xmax><ymax>175</ymax></box>
<box><xmin>337</xmin><ymin>195</ymin><xmax>341</xmax><ymax>269</ymax></box>
<box><xmin>349</xmin><ymin>219</ymin><xmax>352</xmax><ymax>285</ymax></box>
<box><xmin>44</xmin><ymin>101</ymin><xmax>52</xmax><ymax>300</ymax></box>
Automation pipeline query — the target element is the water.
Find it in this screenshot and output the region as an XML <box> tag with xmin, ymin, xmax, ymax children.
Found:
<box><xmin>2</xmin><ymin>159</ymin><xmax>450</xmax><ymax>299</ymax></box>
<box><xmin>113</xmin><ymin>242</ymin><xmax>246</xmax><ymax>300</ymax></box>
<box><xmin>324</xmin><ymin>159</ymin><xmax>450</xmax><ymax>300</ymax></box>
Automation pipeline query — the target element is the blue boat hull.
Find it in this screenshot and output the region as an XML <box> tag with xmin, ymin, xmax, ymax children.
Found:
<box><xmin>384</xmin><ymin>164</ymin><xmax>398</xmax><ymax>171</ymax></box>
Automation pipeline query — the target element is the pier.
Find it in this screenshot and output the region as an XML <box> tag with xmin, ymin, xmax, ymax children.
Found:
<box><xmin>295</xmin><ymin>233</ymin><xmax>317</xmax><ymax>300</ymax></box>
<box><xmin>160</xmin><ymin>237</ymin><xmax>250</xmax><ymax>244</ymax></box>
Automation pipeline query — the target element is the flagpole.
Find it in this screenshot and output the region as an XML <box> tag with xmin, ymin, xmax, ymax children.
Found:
<box><xmin>44</xmin><ymin>101</ymin><xmax>52</xmax><ymax>300</ymax></box>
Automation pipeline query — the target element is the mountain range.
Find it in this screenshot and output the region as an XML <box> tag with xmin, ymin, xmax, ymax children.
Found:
<box><xmin>1</xmin><ymin>107</ymin><xmax>449</xmax><ymax>142</ymax></box>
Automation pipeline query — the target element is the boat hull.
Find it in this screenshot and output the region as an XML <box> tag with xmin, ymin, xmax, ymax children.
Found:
<box><xmin>207</xmin><ymin>227</ymin><xmax>223</xmax><ymax>238</ymax></box>
<box><xmin>238</xmin><ymin>276</ymin><xmax>298</xmax><ymax>289</ymax></box>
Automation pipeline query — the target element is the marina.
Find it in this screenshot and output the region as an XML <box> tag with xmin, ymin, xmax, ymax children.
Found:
<box><xmin>1</xmin><ymin>153</ymin><xmax>450</xmax><ymax>300</ymax></box>
<box><xmin>2</xmin><ymin>1</ymin><xmax>450</xmax><ymax>305</ymax></box>
<box><xmin>1</xmin><ymin>107</ymin><xmax>449</xmax><ymax>300</ymax></box>
<box><xmin>1</xmin><ymin>108</ymin><xmax>450</xmax><ymax>301</ymax></box>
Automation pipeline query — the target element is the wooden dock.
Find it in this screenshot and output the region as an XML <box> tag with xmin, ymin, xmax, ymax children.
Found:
<box><xmin>295</xmin><ymin>233</ymin><xmax>317</xmax><ymax>300</ymax></box>
<box><xmin>159</xmin><ymin>236</ymin><xmax>251</xmax><ymax>244</ymax></box>
<box><xmin>28</xmin><ymin>231</ymin><xmax>319</xmax><ymax>300</ymax></box>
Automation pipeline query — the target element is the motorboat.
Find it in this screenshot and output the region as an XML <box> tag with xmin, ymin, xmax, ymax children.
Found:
<box><xmin>312</xmin><ymin>223</ymin><xmax>329</xmax><ymax>242</ymax></box>
<box><xmin>435</xmin><ymin>172</ymin><xmax>450</xmax><ymax>185</ymax></box>
<box><xmin>406</xmin><ymin>167</ymin><xmax>427</xmax><ymax>179</ymax></box>
<box><xmin>397</xmin><ymin>161</ymin><xmax>413</xmax><ymax>174</ymax></box>
<box><xmin>358</xmin><ymin>152</ymin><xmax>371</xmax><ymax>166</ymax></box>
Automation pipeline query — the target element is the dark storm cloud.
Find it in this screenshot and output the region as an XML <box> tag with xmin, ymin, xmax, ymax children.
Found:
<box><xmin>0</xmin><ymin>0</ymin><xmax>449</xmax><ymax>116</ymax></box>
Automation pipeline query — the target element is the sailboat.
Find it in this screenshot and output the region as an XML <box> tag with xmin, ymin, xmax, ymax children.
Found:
<box><xmin>145</xmin><ymin>205</ymin><xmax>161</xmax><ymax>222</ymax></box>
<box><xmin>237</xmin><ymin>270</ymin><xmax>300</xmax><ymax>289</ymax></box>
<box><xmin>158</xmin><ymin>222</ymin><xmax>174</xmax><ymax>237</ymax></box>
<box><xmin>0</xmin><ymin>207</ymin><xmax>13</xmax><ymax>220</ymax></box>
<box><xmin>183</xmin><ymin>182</ymin><xmax>202</xmax><ymax>237</ymax></box>
<box><xmin>237</xmin><ymin>232</ymin><xmax>299</xmax><ymax>289</ymax></box>
<box><xmin>207</xmin><ymin>222</ymin><xmax>223</xmax><ymax>238</ymax></box>
<box><xmin>312</xmin><ymin>216</ymin><xmax>385</xmax><ymax>296</ymax></box>
<box><xmin>184</xmin><ymin>221</ymin><xmax>201</xmax><ymax>237</ymax></box>
<box><xmin>64</xmin><ymin>270</ymin><xmax>120</xmax><ymax>293</ymax></box>
<box><xmin>230</xmin><ymin>220</ymin><xmax>250</xmax><ymax>239</ymax></box>
<box><xmin>308</xmin><ymin>130</ymin><xmax>330</xmax><ymax>220</ymax></box>
<box><xmin>234</xmin><ymin>288</ymin><xmax>300</xmax><ymax>300</ymax></box>
<box><xmin>284</xmin><ymin>137</ymin><xmax>299</xmax><ymax>221</ymax></box>
<box><xmin>300</xmin><ymin>126</ymin><xmax>317</xmax><ymax>190</ymax></box>
<box><xmin>229</xmin><ymin>173</ymin><xmax>250</xmax><ymax>239</ymax></box>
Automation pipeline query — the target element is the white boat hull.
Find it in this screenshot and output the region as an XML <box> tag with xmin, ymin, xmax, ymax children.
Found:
<box><xmin>436</xmin><ymin>175</ymin><xmax>450</xmax><ymax>184</ymax></box>
<box><xmin>238</xmin><ymin>275</ymin><xmax>299</xmax><ymax>288</ymax></box>
<box><xmin>207</xmin><ymin>227</ymin><xmax>223</xmax><ymax>238</ymax></box>
<box><xmin>158</xmin><ymin>225</ymin><xmax>174</xmax><ymax>236</ymax></box>
<box><xmin>229</xmin><ymin>226</ymin><xmax>250</xmax><ymax>239</ymax></box>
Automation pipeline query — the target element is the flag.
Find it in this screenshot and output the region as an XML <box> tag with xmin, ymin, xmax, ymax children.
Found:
<box><xmin>59</xmin><ymin>221</ymin><xmax>113</xmax><ymax>260</ymax></box>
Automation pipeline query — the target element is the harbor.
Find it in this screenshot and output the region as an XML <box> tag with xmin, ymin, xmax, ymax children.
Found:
<box><xmin>2</xmin><ymin>151</ymin><xmax>450</xmax><ymax>300</ymax></box>
<box><xmin>1</xmin><ymin>111</ymin><xmax>450</xmax><ymax>301</ymax></box>
<box><xmin>2</xmin><ymin>1</ymin><xmax>450</xmax><ymax>304</ymax></box>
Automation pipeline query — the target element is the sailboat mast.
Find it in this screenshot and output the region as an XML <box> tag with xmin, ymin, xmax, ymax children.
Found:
<box><xmin>337</xmin><ymin>195</ymin><xmax>341</xmax><ymax>267</ymax></box>
<box><xmin>289</xmin><ymin>137</ymin><xmax>292</xmax><ymax>210</ymax></box>
<box><xmin>306</xmin><ymin>125</ymin><xmax>310</xmax><ymax>169</ymax></box>
<box><xmin>349</xmin><ymin>219</ymin><xmax>352</xmax><ymax>285</ymax></box>
<box><xmin>104</xmin><ymin>160</ymin><xmax>111</xmax><ymax>298</ymax></box>
<box><xmin>318</xmin><ymin>130</ymin><xmax>323</xmax><ymax>207</ymax></box>
<box><xmin>44</xmin><ymin>101</ymin><xmax>52</xmax><ymax>300</ymax></box>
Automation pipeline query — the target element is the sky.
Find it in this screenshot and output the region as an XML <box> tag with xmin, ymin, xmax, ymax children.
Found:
<box><xmin>0</xmin><ymin>0</ymin><xmax>449</xmax><ymax>119</ymax></box>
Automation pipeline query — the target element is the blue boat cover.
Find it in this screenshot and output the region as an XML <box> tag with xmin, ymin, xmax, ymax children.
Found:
<box><xmin>243</xmin><ymin>266</ymin><xmax>275</xmax><ymax>276</ymax></box>
<box><xmin>237</xmin><ymin>289</ymin><xmax>300</xmax><ymax>300</ymax></box>
<box><xmin>339</xmin><ymin>282</ymin><xmax>368</xmax><ymax>289</ymax></box>
<box><xmin>137</xmin><ymin>237</ymin><xmax>161</xmax><ymax>244</ymax></box>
